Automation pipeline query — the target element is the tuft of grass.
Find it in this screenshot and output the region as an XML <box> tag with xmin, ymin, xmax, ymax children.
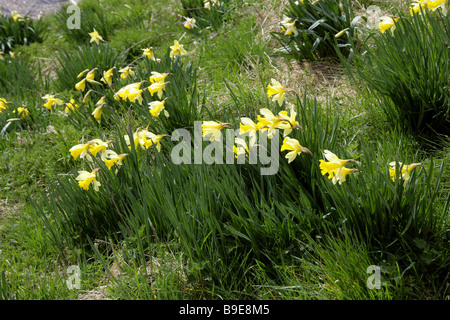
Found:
<box><xmin>0</xmin><ymin>13</ymin><xmax>46</xmax><ymax>54</ymax></box>
<box><xmin>350</xmin><ymin>9</ymin><xmax>450</xmax><ymax>146</ymax></box>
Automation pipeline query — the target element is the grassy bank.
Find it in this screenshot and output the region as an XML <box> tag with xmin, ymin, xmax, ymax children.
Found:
<box><xmin>0</xmin><ymin>0</ymin><xmax>449</xmax><ymax>300</ymax></box>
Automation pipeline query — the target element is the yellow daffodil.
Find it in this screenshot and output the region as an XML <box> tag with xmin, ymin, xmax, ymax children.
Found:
<box><xmin>114</xmin><ymin>82</ymin><xmax>144</xmax><ymax>104</ymax></box>
<box><xmin>11</xmin><ymin>11</ymin><xmax>22</xmax><ymax>22</ymax></box>
<box><xmin>14</xmin><ymin>107</ymin><xmax>29</xmax><ymax>119</ymax></box>
<box><xmin>239</xmin><ymin>117</ymin><xmax>259</xmax><ymax>146</ymax></box>
<box><xmin>267</xmin><ymin>79</ymin><xmax>289</xmax><ymax>106</ymax></box>
<box><xmin>427</xmin><ymin>0</ymin><xmax>448</xmax><ymax>11</ymax></box>
<box><xmin>148</xmin><ymin>81</ymin><xmax>168</xmax><ymax>100</ymax></box>
<box><xmin>84</xmin><ymin>68</ymin><xmax>101</xmax><ymax>85</ymax></box>
<box><xmin>75</xmin><ymin>78</ymin><xmax>86</xmax><ymax>92</ymax></box>
<box><xmin>119</xmin><ymin>66</ymin><xmax>135</xmax><ymax>80</ymax></box>
<box><xmin>319</xmin><ymin>150</ymin><xmax>357</xmax><ymax>185</ymax></box>
<box><xmin>9</xmin><ymin>51</ymin><xmax>20</xmax><ymax>59</ymax></box>
<box><xmin>389</xmin><ymin>161</ymin><xmax>422</xmax><ymax>185</ymax></box>
<box><xmin>42</xmin><ymin>94</ymin><xmax>64</xmax><ymax>110</ymax></box>
<box><xmin>148</xmin><ymin>98</ymin><xmax>169</xmax><ymax>117</ymax></box>
<box><xmin>169</xmin><ymin>40</ymin><xmax>187</xmax><ymax>59</ymax></box>
<box><xmin>76</xmin><ymin>169</ymin><xmax>101</xmax><ymax>191</ymax></box>
<box><xmin>149</xmin><ymin>71</ymin><xmax>169</xmax><ymax>84</ymax></box>
<box><xmin>143</xmin><ymin>132</ymin><xmax>169</xmax><ymax>152</ymax></box>
<box><xmin>0</xmin><ymin>98</ymin><xmax>10</xmax><ymax>112</ymax></box>
<box><xmin>83</xmin><ymin>90</ymin><xmax>92</xmax><ymax>103</ymax></box>
<box><xmin>92</xmin><ymin>105</ymin><xmax>104</xmax><ymax>122</ymax></box>
<box><xmin>280</xmin><ymin>15</ymin><xmax>298</xmax><ymax>36</ymax></box>
<box><xmin>410</xmin><ymin>0</ymin><xmax>428</xmax><ymax>15</ymax></box>
<box><xmin>335</xmin><ymin>28</ymin><xmax>350</xmax><ymax>38</ymax></box>
<box><xmin>142</xmin><ymin>48</ymin><xmax>156</xmax><ymax>61</ymax></box>
<box><xmin>101</xmin><ymin>150</ymin><xmax>129</xmax><ymax>170</ymax></box>
<box><xmin>257</xmin><ymin>108</ymin><xmax>284</xmax><ymax>139</ymax></box>
<box><xmin>88</xmin><ymin>138</ymin><xmax>109</xmax><ymax>157</ymax></box>
<box><xmin>379</xmin><ymin>16</ymin><xmax>400</xmax><ymax>34</ymax></box>
<box><xmin>234</xmin><ymin>137</ymin><xmax>249</xmax><ymax>159</ymax></box>
<box><xmin>89</xmin><ymin>29</ymin><xmax>104</xmax><ymax>45</ymax></box>
<box><xmin>124</xmin><ymin>129</ymin><xmax>168</xmax><ymax>151</ymax></box>
<box><xmin>0</xmin><ymin>51</ymin><xmax>3</xmax><ymax>60</ymax></box>
<box><xmin>275</xmin><ymin>109</ymin><xmax>302</xmax><ymax>136</ymax></box>
<box><xmin>202</xmin><ymin>121</ymin><xmax>231</xmax><ymax>142</ymax></box>
<box><xmin>92</xmin><ymin>96</ymin><xmax>106</xmax><ymax>120</ymax></box>
<box><xmin>69</xmin><ymin>143</ymin><xmax>91</xmax><ymax>160</ymax></box>
<box><xmin>203</xmin><ymin>0</ymin><xmax>219</xmax><ymax>9</ymax></box>
<box><xmin>65</xmin><ymin>99</ymin><xmax>79</xmax><ymax>113</ymax></box>
<box><xmin>183</xmin><ymin>17</ymin><xmax>197</xmax><ymax>29</ymax></box>
<box><xmin>77</xmin><ymin>69</ymin><xmax>89</xmax><ymax>79</ymax></box>
<box><xmin>280</xmin><ymin>137</ymin><xmax>312</xmax><ymax>163</ymax></box>
<box><xmin>96</xmin><ymin>96</ymin><xmax>106</xmax><ymax>107</ymax></box>
<box><xmin>101</xmin><ymin>67</ymin><xmax>115</xmax><ymax>86</ymax></box>
<box><xmin>124</xmin><ymin>131</ymin><xmax>141</xmax><ymax>151</ymax></box>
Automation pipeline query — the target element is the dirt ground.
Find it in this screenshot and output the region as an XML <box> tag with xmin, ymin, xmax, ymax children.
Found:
<box><xmin>0</xmin><ymin>0</ymin><xmax>77</xmax><ymax>19</ymax></box>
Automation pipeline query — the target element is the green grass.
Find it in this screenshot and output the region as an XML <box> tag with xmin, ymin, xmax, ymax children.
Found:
<box><xmin>0</xmin><ymin>0</ymin><xmax>449</xmax><ymax>301</ymax></box>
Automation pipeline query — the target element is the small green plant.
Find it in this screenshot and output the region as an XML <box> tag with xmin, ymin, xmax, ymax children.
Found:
<box><xmin>54</xmin><ymin>44</ymin><xmax>124</xmax><ymax>92</ymax></box>
<box><xmin>0</xmin><ymin>56</ymin><xmax>48</xmax><ymax>100</ymax></box>
<box><xmin>0</xmin><ymin>13</ymin><xmax>46</xmax><ymax>54</ymax></box>
<box><xmin>271</xmin><ymin>0</ymin><xmax>363</xmax><ymax>61</ymax></box>
<box><xmin>352</xmin><ymin>10</ymin><xmax>450</xmax><ymax>145</ymax></box>
<box><xmin>180</xmin><ymin>0</ymin><xmax>234</xmax><ymax>32</ymax></box>
<box><xmin>55</xmin><ymin>0</ymin><xmax>120</xmax><ymax>44</ymax></box>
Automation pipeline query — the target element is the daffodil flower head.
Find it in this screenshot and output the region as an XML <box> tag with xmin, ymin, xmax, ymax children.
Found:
<box><xmin>410</xmin><ymin>0</ymin><xmax>428</xmax><ymax>15</ymax></box>
<box><xmin>0</xmin><ymin>98</ymin><xmax>9</xmax><ymax>113</ymax></box>
<box><xmin>427</xmin><ymin>0</ymin><xmax>448</xmax><ymax>12</ymax></box>
<box><xmin>234</xmin><ymin>137</ymin><xmax>249</xmax><ymax>159</ymax></box>
<box><xmin>85</xmin><ymin>68</ymin><xmax>101</xmax><ymax>84</ymax></box>
<box><xmin>92</xmin><ymin>105</ymin><xmax>104</xmax><ymax>122</ymax></box>
<box><xmin>77</xmin><ymin>69</ymin><xmax>90</xmax><ymax>79</ymax></box>
<box><xmin>379</xmin><ymin>16</ymin><xmax>400</xmax><ymax>34</ymax></box>
<box><xmin>89</xmin><ymin>29</ymin><xmax>105</xmax><ymax>45</ymax></box>
<box><xmin>148</xmin><ymin>81</ymin><xmax>168</xmax><ymax>100</ymax></box>
<box><xmin>149</xmin><ymin>71</ymin><xmax>169</xmax><ymax>84</ymax></box>
<box><xmin>319</xmin><ymin>150</ymin><xmax>356</xmax><ymax>185</ymax></box>
<box><xmin>11</xmin><ymin>11</ymin><xmax>22</xmax><ymax>22</ymax></box>
<box><xmin>170</xmin><ymin>40</ymin><xmax>187</xmax><ymax>59</ymax></box>
<box><xmin>14</xmin><ymin>107</ymin><xmax>30</xmax><ymax>119</ymax></box>
<box><xmin>148</xmin><ymin>98</ymin><xmax>169</xmax><ymax>118</ymax></box>
<box><xmin>183</xmin><ymin>17</ymin><xmax>197</xmax><ymax>29</ymax></box>
<box><xmin>389</xmin><ymin>161</ymin><xmax>422</xmax><ymax>186</ymax></box>
<box><xmin>202</xmin><ymin>121</ymin><xmax>230</xmax><ymax>142</ymax></box>
<box><xmin>101</xmin><ymin>150</ymin><xmax>129</xmax><ymax>170</ymax></box>
<box><xmin>239</xmin><ymin>117</ymin><xmax>259</xmax><ymax>146</ymax></box>
<box><xmin>280</xmin><ymin>15</ymin><xmax>298</xmax><ymax>36</ymax></box>
<box><xmin>65</xmin><ymin>99</ymin><xmax>79</xmax><ymax>113</ymax></box>
<box><xmin>267</xmin><ymin>79</ymin><xmax>289</xmax><ymax>106</ymax></box>
<box><xmin>119</xmin><ymin>66</ymin><xmax>135</xmax><ymax>80</ymax></box>
<box><xmin>280</xmin><ymin>137</ymin><xmax>312</xmax><ymax>163</ymax></box>
<box><xmin>76</xmin><ymin>168</ymin><xmax>101</xmax><ymax>191</ymax></box>
<box><xmin>257</xmin><ymin>108</ymin><xmax>284</xmax><ymax>139</ymax></box>
<box><xmin>275</xmin><ymin>109</ymin><xmax>302</xmax><ymax>136</ymax></box>
<box><xmin>69</xmin><ymin>143</ymin><xmax>91</xmax><ymax>160</ymax></box>
<box><xmin>42</xmin><ymin>94</ymin><xmax>64</xmax><ymax>110</ymax></box>
<box><xmin>88</xmin><ymin>139</ymin><xmax>109</xmax><ymax>157</ymax></box>
<box><xmin>114</xmin><ymin>82</ymin><xmax>144</xmax><ymax>104</ymax></box>
<box><xmin>142</xmin><ymin>48</ymin><xmax>156</xmax><ymax>61</ymax></box>
<box><xmin>75</xmin><ymin>78</ymin><xmax>86</xmax><ymax>92</ymax></box>
<box><xmin>101</xmin><ymin>67</ymin><xmax>115</xmax><ymax>86</ymax></box>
